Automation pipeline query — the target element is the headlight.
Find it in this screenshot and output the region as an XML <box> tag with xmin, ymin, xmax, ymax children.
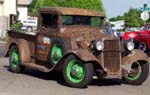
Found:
<box><xmin>126</xmin><ymin>41</ymin><xmax>135</xmax><ymax>51</ymax></box>
<box><xmin>96</xmin><ymin>41</ymin><xmax>104</xmax><ymax>51</ymax></box>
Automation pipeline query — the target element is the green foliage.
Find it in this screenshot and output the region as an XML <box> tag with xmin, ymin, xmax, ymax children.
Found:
<box><xmin>11</xmin><ymin>21</ymin><xmax>23</xmax><ymax>30</ymax></box>
<box><xmin>91</xmin><ymin>17</ymin><xmax>101</xmax><ymax>27</ymax></box>
<box><xmin>147</xmin><ymin>18</ymin><xmax>150</xmax><ymax>23</ymax></box>
<box><xmin>65</xmin><ymin>0</ymin><xmax>103</xmax><ymax>11</ymax></box>
<box><xmin>124</xmin><ymin>8</ymin><xmax>144</xmax><ymax>27</ymax></box>
<box><xmin>109</xmin><ymin>8</ymin><xmax>144</xmax><ymax>27</ymax></box>
<box><xmin>29</xmin><ymin>0</ymin><xmax>104</xmax><ymax>15</ymax></box>
<box><xmin>109</xmin><ymin>16</ymin><xmax>124</xmax><ymax>21</ymax></box>
<box><xmin>29</xmin><ymin>0</ymin><xmax>37</xmax><ymax>13</ymax></box>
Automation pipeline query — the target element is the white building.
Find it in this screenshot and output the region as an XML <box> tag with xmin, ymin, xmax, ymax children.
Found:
<box><xmin>109</xmin><ymin>20</ymin><xmax>125</xmax><ymax>30</ymax></box>
<box><xmin>0</xmin><ymin>0</ymin><xmax>17</xmax><ymax>38</ymax></box>
<box><xmin>0</xmin><ymin>0</ymin><xmax>31</xmax><ymax>38</ymax></box>
<box><xmin>18</xmin><ymin>0</ymin><xmax>30</xmax><ymax>21</ymax></box>
<box><xmin>0</xmin><ymin>0</ymin><xmax>17</xmax><ymax>16</ymax></box>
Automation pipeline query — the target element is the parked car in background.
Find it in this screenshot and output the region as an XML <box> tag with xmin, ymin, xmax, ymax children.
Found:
<box><xmin>112</xmin><ymin>29</ymin><xmax>121</xmax><ymax>38</ymax></box>
<box><xmin>21</xmin><ymin>17</ymin><xmax>37</xmax><ymax>32</ymax></box>
<box><xmin>103</xmin><ymin>25</ymin><xmax>122</xmax><ymax>40</ymax></box>
<box><xmin>103</xmin><ymin>25</ymin><xmax>114</xmax><ymax>35</ymax></box>
<box><xmin>122</xmin><ymin>24</ymin><xmax>150</xmax><ymax>52</ymax></box>
<box><xmin>109</xmin><ymin>20</ymin><xmax>125</xmax><ymax>30</ymax></box>
<box><xmin>125</xmin><ymin>27</ymin><xmax>141</xmax><ymax>31</ymax></box>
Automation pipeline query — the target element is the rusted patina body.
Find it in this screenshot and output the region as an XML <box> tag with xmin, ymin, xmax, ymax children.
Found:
<box><xmin>6</xmin><ymin>7</ymin><xmax>149</xmax><ymax>87</ymax></box>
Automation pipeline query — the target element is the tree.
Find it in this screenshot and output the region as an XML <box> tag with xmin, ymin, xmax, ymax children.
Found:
<box><xmin>147</xmin><ymin>18</ymin><xmax>150</xmax><ymax>23</ymax></box>
<box><xmin>66</xmin><ymin>0</ymin><xmax>103</xmax><ymax>11</ymax></box>
<box><xmin>124</xmin><ymin>8</ymin><xmax>144</xmax><ymax>27</ymax></box>
<box><xmin>29</xmin><ymin>0</ymin><xmax>104</xmax><ymax>15</ymax></box>
<box><xmin>29</xmin><ymin>0</ymin><xmax>37</xmax><ymax>13</ymax></box>
<box><xmin>109</xmin><ymin>16</ymin><xmax>124</xmax><ymax>21</ymax></box>
<box><xmin>109</xmin><ymin>8</ymin><xmax>144</xmax><ymax>27</ymax></box>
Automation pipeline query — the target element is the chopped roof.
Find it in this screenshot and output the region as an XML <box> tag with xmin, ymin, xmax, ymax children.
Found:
<box><xmin>39</xmin><ymin>7</ymin><xmax>105</xmax><ymax>17</ymax></box>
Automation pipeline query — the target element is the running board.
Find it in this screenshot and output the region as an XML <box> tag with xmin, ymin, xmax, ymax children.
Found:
<box><xmin>22</xmin><ymin>62</ymin><xmax>51</xmax><ymax>72</ymax></box>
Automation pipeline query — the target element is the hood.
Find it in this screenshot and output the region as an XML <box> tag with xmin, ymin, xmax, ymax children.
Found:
<box><xmin>60</xmin><ymin>25</ymin><xmax>107</xmax><ymax>43</ymax></box>
<box><xmin>60</xmin><ymin>25</ymin><xmax>117</xmax><ymax>50</ymax></box>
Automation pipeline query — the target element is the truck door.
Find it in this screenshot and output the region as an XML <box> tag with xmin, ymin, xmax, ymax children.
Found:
<box><xmin>36</xmin><ymin>13</ymin><xmax>59</xmax><ymax>61</ymax></box>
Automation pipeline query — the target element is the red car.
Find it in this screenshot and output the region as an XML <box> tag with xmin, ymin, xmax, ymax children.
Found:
<box><xmin>123</xmin><ymin>24</ymin><xmax>150</xmax><ymax>52</ymax></box>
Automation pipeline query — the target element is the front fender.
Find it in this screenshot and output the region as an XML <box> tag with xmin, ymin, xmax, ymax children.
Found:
<box><xmin>122</xmin><ymin>49</ymin><xmax>148</xmax><ymax>65</ymax></box>
<box><xmin>121</xmin><ymin>49</ymin><xmax>148</xmax><ymax>76</ymax></box>
<box><xmin>67</xmin><ymin>49</ymin><xmax>100</xmax><ymax>62</ymax></box>
<box><xmin>55</xmin><ymin>49</ymin><xmax>102</xmax><ymax>71</ymax></box>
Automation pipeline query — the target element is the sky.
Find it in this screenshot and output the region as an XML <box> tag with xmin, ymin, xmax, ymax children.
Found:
<box><xmin>102</xmin><ymin>0</ymin><xmax>150</xmax><ymax>19</ymax></box>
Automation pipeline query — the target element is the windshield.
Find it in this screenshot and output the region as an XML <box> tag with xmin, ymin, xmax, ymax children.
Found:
<box><xmin>62</xmin><ymin>15</ymin><xmax>102</xmax><ymax>27</ymax></box>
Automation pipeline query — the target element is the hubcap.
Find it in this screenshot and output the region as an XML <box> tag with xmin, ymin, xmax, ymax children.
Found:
<box><xmin>127</xmin><ymin>62</ymin><xmax>141</xmax><ymax>80</ymax></box>
<box><xmin>11</xmin><ymin>49</ymin><xmax>19</xmax><ymax>69</ymax></box>
<box><xmin>51</xmin><ymin>44</ymin><xmax>63</xmax><ymax>64</ymax></box>
<box><xmin>66</xmin><ymin>60</ymin><xmax>85</xmax><ymax>83</ymax></box>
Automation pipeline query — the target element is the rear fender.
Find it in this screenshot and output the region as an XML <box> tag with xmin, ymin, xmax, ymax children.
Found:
<box><xmin>7</xmin><ymin>39</ymin><xmax>31</xmax><ymax>62</ymax></box>
<box><xmin>18</xmin><ymin>39</ymin><xmax>31</xmax><ymax>62</ymax></box>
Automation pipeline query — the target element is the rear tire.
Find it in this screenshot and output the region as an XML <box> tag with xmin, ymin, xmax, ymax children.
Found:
<box><xmin>9</xmin><ymin>46</ymin><xmax>25</xmax><ymax>73</ymax></box>
<box><xmin>123</xmin><ymin>61</ymin><xmax>149</xmax><ymax>85</ymax></box>
<box><xmin>63</xmin><ymin>55</ymin><xmax>94</xmax><ymax>88</ymax></box>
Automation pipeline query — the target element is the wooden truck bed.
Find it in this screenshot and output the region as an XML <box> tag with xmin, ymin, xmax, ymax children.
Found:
<box><xmin>7</xmin><ymin>30</ymin><xmax>36</xmax><ymax>42</ymax></box>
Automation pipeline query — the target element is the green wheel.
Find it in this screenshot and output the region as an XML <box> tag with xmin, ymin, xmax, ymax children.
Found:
<box><xmin>51</xmin><ymin>43</ymin><xmax>63</xmax><ymax>64</ymax></box>
<box><xmin>63</xmin><ymin>55</ymin><xmax>94</xmax><ymax>88</ymax></box>
<box><xmin>9</xmin><ymin>46</ymin><xmax>25</xmax><ymax>73</ymax></box>
<box><xmin>66</xmin><ymin>60</ymin><xmax>85</xmax><ymax>83</ymax></box>
<box><xmin>123</xmin><ymin>61</ymin><xmax>149</xmax><ymax>85</ymax></box>
<box><xmin>50</xmin><ymin>38</ymin><xmax>68</xmax><ymax>65</ymax></box>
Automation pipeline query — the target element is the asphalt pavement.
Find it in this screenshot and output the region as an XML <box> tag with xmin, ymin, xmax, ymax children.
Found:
<box><xmin>0</xmin><ymin>42</ymin><xmax>150</xmax><ymax>95</ymax></box>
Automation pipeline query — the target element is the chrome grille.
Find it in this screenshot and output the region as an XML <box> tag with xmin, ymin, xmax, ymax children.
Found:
<box><xmin>103</xmin><ymin>39</ymin><xmax>121</xmax><ymax>74</ymax></box>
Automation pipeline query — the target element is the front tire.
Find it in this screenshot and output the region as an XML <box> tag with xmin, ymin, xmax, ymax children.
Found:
<box><xmin>123</xmin><ymin>61</ymin><xmax>149</xmax><ymax>85</ymax></box>
<box><xmin>49</xmin><ymin>37</ymin><xmax>68</xmax><ymax>66</ymax></box>
<box><xmin>9</xmin><ymin>46</ymin><xmax>25</xmax><ymax>73</ymax></box>
<box><xmin>63</xmin><ymin>55</ymin><xmax>94</xmax><ymax>88</ymax></box>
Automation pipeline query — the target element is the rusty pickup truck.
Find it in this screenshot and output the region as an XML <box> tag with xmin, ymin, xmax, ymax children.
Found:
<box><xmin>6</xmin><ymin>7</ymin><xmax>149</xmax><ymax>88</ymax></box>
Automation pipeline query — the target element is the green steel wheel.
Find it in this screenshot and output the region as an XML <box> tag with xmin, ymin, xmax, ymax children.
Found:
<box><xmin>123</xmin><ymin>61</ymin><xmax>149</xmax><ymax>85</ymax></box>
<box><xmin>50</xmin><ymin>37</ymin><xmax>68</xmax><ymax>65</ymax></box>
<box><xmin>9</xmin><ymin>46</ymin><xmax>25</xmax><ymax>73</ymax></box>
<box><xmin>66</xmin><ymin>60</ymin><xmax>85</xmax><ymax>83</ymax></box>
<box><xmin>51</xmin><ymin>43</ymin><xmax>63</xmax><ymax>64</ymax></box>
<box><xmin>63</xmin><ymin>55</ymin><xmax>94</xmax><ymax>88</ymax></box>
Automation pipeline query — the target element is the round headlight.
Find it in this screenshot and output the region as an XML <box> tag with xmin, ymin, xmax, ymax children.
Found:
<box><xmin>127</xmin><ymin>41</ymin><xmax>135</xmax><ymax>51</ymax></box>
<box><xmin>96</xmin><ymin>41</ymin><xmax>104</xmax><ymax>51</ymax></box>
